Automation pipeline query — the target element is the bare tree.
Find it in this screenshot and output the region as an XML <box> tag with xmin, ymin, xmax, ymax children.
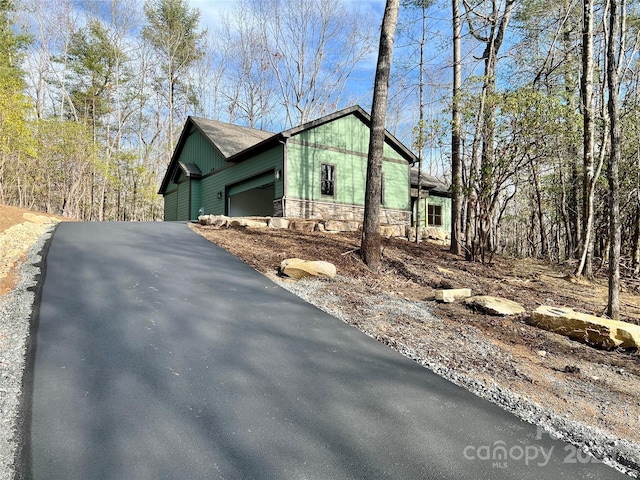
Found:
<box><xmin>450</xmin><ymin>0</ymin><xmax>463</xmax><ymax>254</ymax></box>
<box><xmin>463</xmin><ymin>0</ymin><xmax>516</xmax><ymax>261</ymax></box>
<box><xmin>142</xmin><ymin>0</ymin><xmax>206</xmax><ymax>154</ymax></box>
<box><xmin>403</xmin><ymin>0</ymin><xmax>433</xmax><ymax>243</ymax></box>
<box><xmin>218</xmin><ymin>2</ymin><xmax>277</xmax><ymax>129</ymax></box>
<box><xmin>361</xmin><ymin>0</ymin><xmax>401</xmax><ymax>273</ymax></box>
<box><xmin>575</xmin><ymin>0</ymin><xmax>597</xmax><ymax>278</ymax></box>
<box><xmin>606</xmin><ymin>0</ymin><xmax>624</xmax><ymax>320</ymax></box>
<box><xmin>244</xmin><ymin>0</ymin><xmax>375</xmax><ymax>127</ymax></box>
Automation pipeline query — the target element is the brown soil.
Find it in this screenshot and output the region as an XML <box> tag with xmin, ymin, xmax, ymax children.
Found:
<box><xmin>0</xmin><ymin>204</ymin><xmax>64</xmax><ymax>295</ymax></box>
<box><xmin>191</xmin><ymin>223</ymin><xmax>640</xmax><ymax>467</ymax></box>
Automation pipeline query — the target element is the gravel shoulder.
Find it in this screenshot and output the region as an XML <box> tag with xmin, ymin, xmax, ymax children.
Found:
<box><xmin>0</xmin><ymin>225</ymin><xmax>55</xmax><ymax>480</ymax></box>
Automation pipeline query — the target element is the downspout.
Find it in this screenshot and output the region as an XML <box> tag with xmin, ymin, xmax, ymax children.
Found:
<box><xmin>279</xmin><ymin>135</ymin><xmax>289</xmax><ymax>217</ymax></box>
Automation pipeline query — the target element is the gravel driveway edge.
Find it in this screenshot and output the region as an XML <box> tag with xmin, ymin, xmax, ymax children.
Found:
<box><xmin>0</xmin><ymin>226</ymin><xmax>55</xmax><ymax>480</ymax></box>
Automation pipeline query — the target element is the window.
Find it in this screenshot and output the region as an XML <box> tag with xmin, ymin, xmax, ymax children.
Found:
<box><xmin>320</xmin><ymin>164</ymin><xmax>335</xmax><ymax>196</ymax></box>
<box><xmin>427</xmin><ymin>204</ymin><xmax>442</xmax><ymax>227</ymax></box>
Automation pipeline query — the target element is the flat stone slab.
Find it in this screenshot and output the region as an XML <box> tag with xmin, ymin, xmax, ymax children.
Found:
<box><xmin>530</xmin><ymin>305</ymin><xmax>640</xmax><ymax>350</ymax></box>
<box><xmin>229</xmin><ymin>218</ymin><xmax>269</xmax><ymax>228</ymax></box>
<box><xmin>269</xmin><ymin>217</ymin><xmax>290</xmax><ymax>229</ymax></box>
<box><xmin>464</xmin><ymin>295</ymin><xmax>525</xmax><ymax>316</ymax></box>
<box><xmin>323</xmin><ymin>220</ymin><xmax>359</xmax><ymax>232</ymax></box>
<box><xmin>435</xmin><ymin>288</ymin><xmax>472</xmax><ymax>303</ymax></box>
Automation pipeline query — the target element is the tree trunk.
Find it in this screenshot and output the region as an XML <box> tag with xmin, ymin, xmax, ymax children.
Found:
<box><xmin>531</xmin><ymin>161</ymin><xmax>549</xmax><ymax>259</ymax></box>
<box><xmin>576</xmin><ymin>0</ymin><xmax>596</xmax><ymax>278</ymax></box>
<box><xmin>606</xmin><ymin>0</ymin><xmax>623</xmax><ymax>320</ymax></box>
<box><xmin>415</xmin><ymin>2</ymin><xmax>427</xmax><ymax>244</ymax></box>
<box><xmin>632</xmin><ymin>203</ymin><xmax>640</xmax><ymax>274</ymax></box>
<box><xmin>558</xmin><ymin>162</ymin><xmax>573</xmax><ymax>261</ymax></box>
<box><xmin>450</xmin><ymin>0</ymin><xmax>462</xmax><ymax>255</ymax></box>
<box><xmin>463</xmin><ymin>0</ymin><xmax>515</xmax><ymax>261</ymax></box>
<box><xmin>361</xmin><ymin>0</ymin><xmax>400</xmax><ymax>273</ymax></box>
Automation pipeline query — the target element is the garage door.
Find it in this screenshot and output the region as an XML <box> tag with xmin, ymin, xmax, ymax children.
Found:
<box><xmin>227</xmin><ymin>172</ymin><xmax>275</xmax><ymax>217</ymax></box>
<box><xmin>227</xmin><ymin>171</ymin><xmax>274</xmax><ymax>196</ymax></box>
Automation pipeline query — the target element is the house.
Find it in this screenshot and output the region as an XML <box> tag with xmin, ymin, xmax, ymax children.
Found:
<box><xmin>411</xmin><ymin>168</ymin><xmax>451</xmax><ymax>233</ymax></box>
<box><xmin>159</xmin><ymin>105</ymin><xmax>414</xmax><ymax>225</ymax></box>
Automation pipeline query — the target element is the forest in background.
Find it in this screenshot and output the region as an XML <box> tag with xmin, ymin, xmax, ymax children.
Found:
<box><xmin>1</xmin><ymin>0</ymin><xmax>640</xmax><ymax>299</ymax></box>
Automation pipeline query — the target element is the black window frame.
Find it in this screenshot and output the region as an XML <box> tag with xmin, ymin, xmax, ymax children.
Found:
<box><xmin>320</xmin><ymin>163</ymin><xmax>336</xmax><ymax>197</ymax></box>
<box><xmin>427</xmin><ymin>204</ymin><xmax>443</xmax><ymax>227</ymax></box>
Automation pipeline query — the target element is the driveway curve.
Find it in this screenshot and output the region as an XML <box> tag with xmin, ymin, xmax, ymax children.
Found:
<box><xmin>29</xmin><ymin>222</ymin><xmax>626</xmax><ymax>479</ymax></box>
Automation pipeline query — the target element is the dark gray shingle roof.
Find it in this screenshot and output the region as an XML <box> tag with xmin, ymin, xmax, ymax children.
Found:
<box><xmin>411</xmin><ymin>167</ymin><xmax>450</xmax><ymax>195</ymax></box>
<box><xmin>178</xmin><ymin>162</ymin><xmax>202</xmax><ymax>177</ymax></box>
<box><xmin>191</xmin><ymin>117</ymin><xmax>274</xmax><ymax>158</ymax></box>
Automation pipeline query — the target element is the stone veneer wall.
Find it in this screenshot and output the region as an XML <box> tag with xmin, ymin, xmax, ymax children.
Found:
<box><xmin>274</xmin><ymin>198</ymin><xmax>410</xmax><ymax>225</ymax></box>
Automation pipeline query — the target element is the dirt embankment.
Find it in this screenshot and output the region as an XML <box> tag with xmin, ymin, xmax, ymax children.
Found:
<box><xmin>0</xmin><ymin>205</ymin><xmax>64</xmax><ymax>295</ymax></box>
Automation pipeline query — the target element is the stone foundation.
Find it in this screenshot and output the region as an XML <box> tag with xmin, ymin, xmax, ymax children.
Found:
<box><xmin>199</xmin><ymin>214</ymin><xmax>449</xmax><ymax>244</ymax></box>
<box><xmin>278</xmin><ymin>198</ymin><xmax>410</xmax><ymax>225</ymax></box>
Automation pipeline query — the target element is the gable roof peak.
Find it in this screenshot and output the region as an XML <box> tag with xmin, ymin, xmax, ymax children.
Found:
<box><xmin>189</xmin><ymin>116</ymin><xmax>275</xmax><ymax>158</ymax></box>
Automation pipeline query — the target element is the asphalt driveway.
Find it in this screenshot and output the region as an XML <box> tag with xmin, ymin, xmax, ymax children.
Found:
<box><xmin>28</xmin><ymin>222</ymin><xmax>627</xmax><ymax>479</ymax></box>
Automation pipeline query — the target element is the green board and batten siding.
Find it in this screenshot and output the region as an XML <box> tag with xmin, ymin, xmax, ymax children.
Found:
<box><xmin>162</xmin><ymin>126</ymin><xmax>283</xmax><ymax>220</ymax></box>
<box><xmin>183</xmin><ymin>124</ymin><xmax>227</xmax><ymax>173</ymax></box>
<box><xmin>177</xmin><ymin>181</ymin><xmax>190</xmax><ymax>220</ymax></box>
<box><xmin>414</xmin><ymin>195</ymin><xmax>451</xmax><ymax>231</ymax></box>
<box><xmin>286</xmin><ymin>114</ymin><xmax>410</xmax><ymax>210</ymax></box>
<box><xmin>163</xmin><ymin>125</ymin><xmax>226</xmax><ymax>220</ymax></box>
<box><xmin>200</xmin><ymin>145</ymin><xmax>284</xmax><ymax>215</ymax></box>
<box><xmin>163</xmin><ymin>189</ymin><xmax>178</xmax><ymax>220</ymax></box>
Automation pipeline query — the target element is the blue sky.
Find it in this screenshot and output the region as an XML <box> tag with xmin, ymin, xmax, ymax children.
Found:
<box><xmin>190</xmin><ymin>0</ymin><xmax>386</xmax><ymax>25</ymax></box>
<box><xmin>189</xmin><ymin>0</ymin><xmax>389</xmax><ymax>109</ymax></box>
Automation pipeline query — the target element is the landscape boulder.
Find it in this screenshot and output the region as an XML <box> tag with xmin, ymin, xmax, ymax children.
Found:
<box><xmin>289</xmin><ymin>220</ymin><xmax>317</xmax><ymax>233</ymax></box>
<box><xmin>323</xmin><ymin>220</ymin><xmax>359</xmax><ymax>232</ymax></box>
<box><xmin>211</xmin><ymin>215</ymin><xmax>230</xmax><ymax>227</ymax></box>
<box><xmin>464</xmin><ymin>295</ymin><xmax>525</xmax><ymax>316</ymax></box>
<box><xmin>229</xmin><ymin>217</ymin><xmax>268</xmax><ymax>228</ymax></box>
<box><xmin>280</xmin><ymin>258</ymin><xmax>337</xmax><ymax>280</ymax></box>
<box><xmin>530</xmin><ymin>306</ymin><xmax>640</xmax><ymax>350</ymax></box>
<box><xmin>435</xmin><ymin>288</ymin><xmax>472</xmax><ymax>303</ymax></box>
<box><xmin>425</xmin><ymin>227</ymin><xmax>448</xmax><ymax>242</ymax></box>
<box><xmin>380</xmin><ymin>225</ymin><xmax>404</xmax><ymax>238</ymax></box>
<box><xmin>269</xmin><ymin>217</ymin><xmax>290</xmax><ymax>229</ymax></box>
<box><xmin>198</xmin><ymin>215</ymin><xmax>229</xmax><ymax>227</ymax></box>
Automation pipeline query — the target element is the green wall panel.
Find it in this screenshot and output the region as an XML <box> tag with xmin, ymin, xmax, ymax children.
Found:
<box><xmin>201</xmin><ymin>175</ymin><xmax>225</xmax><ymax>215</ymax></box>
<box><xmin>163</xmin><ymin>190</ymin><xmax>177</xmax><ymax>221</ymax></box>
<box><xmin>182</xmin><ymin>126</ymin><xmax>226</xmax><ymax>175</ymax></box>
<box><xmin>163</xmin><ymin>126</ymin><xmax>226</xmax><ymax>197</ymax></box>
<box><xmin>295</xmin><ymin>115</ymin><xmax>406</xmax><ymax>162</ymax></box>
<box><xmin>190</xmin><ymin>180</ymin><xmax>201</xmax><ymax>220</ymax></box>
<box><xmin>381</xmin><ymin>161</ymin><xmax>410</xmax><ymax>209</ymax></box>
<box><xmin>177</xmin><ymin>181</ymin><xmax>190</xmax><ymax>220</ymax></box>
<box><xmin>287</xmin><ymin>114</ymin><xmax>410</xmax><ymax>210</ymax></box>
<box><xmin>199</xmin><ymin>145</ymin><xmax>284</xmax><ymax>216</ymax></box>
<box><xmin>414</xmin><ymin>194</ymin><xmax>451</xmax><ymax>231</ymax></box>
